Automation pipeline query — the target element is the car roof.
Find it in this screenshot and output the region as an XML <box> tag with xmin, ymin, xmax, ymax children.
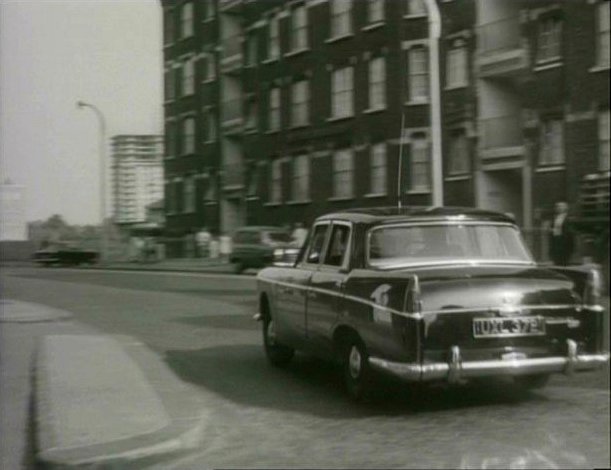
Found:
<box><xmin>235</xmin><ymin>226</ymin><xmax>288</xmax><ymax>232</ymax></box>
<box><xmin>315</xmin><ymin>206</ymin><xmax>516</xmax><ymax>225</ymax></box>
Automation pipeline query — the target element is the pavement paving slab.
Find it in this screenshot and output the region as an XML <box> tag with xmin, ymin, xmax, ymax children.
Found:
<box><xmin>29</xmin><ymin>322</ymin><xmax>207</xmax><ymax>467</ymax></box>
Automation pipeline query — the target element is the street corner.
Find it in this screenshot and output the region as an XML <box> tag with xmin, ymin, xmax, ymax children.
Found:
<box><xmin>0</xmin><ymin>299</ymin><xmax>73</xmax><ymax>323</ymax></box>
<box><xmin>33</xmin><ymin>333</ymin><xmax>208</xmax><ymax>469</ymax></box>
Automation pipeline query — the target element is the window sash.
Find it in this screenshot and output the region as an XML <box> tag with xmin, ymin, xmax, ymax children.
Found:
<box><xmin>333</xmin><ymin>150</ymin><xmax>354</xmax><ymax>198</ymax></box>
<box><xmin>332</xmin><ymin>68</ymin><xmax>354</xmax><ymax>117</ymax></box>
<box><xmin>183</xmin><ymin>177</ymin><xmax>195</xmax><ymax>213</ymax></box>
<box><xmin>330</xmin><ymin>0</ymin><xmax>351</xmax><ymax>37</ymax></box>
<box><xmin>408</xmin><ymin>48</ymin><xmax>429</xmax><ymax>101</ymax></box>
<box><xmin>292</xmin><ymin>6</ymin><xmax>308</xmax><ymax>50</ymax></box>
<box><xmin>182</xmin><ymin>119</ymin><xmax>195</xmax><ymax>154</ymax></box>
<box><xmin>370</xmin><ymin>143</ymin><xmax>387</xmax><ymax>194</ymax></box>
<box><xmin>446</xmin><ymin>46</ymin><xmax>467</xmax><ymax>87</ymax></box>
<box><xmin>599</xmin><ymin>110</ymin><xmax>610</xmax><ymax>171</ymax></box>
<box><xmin>292</xmin><ymin>155</ymin><xmax>310</xmax><ymax>200</ymax></box>
<box><xmin>269</xmin><ymin>15</ymin><xmax>280</xmax><ymax>59</ymax></box>
<box><xmin>369</xmin><ymin>58</ymin><xmax>386</xmax><ymax>109</ymax></box>
<box><xmin>180</xmin><ymin>3</ymin><xmax>193</xmax><ymax>38</ymax></box>
<box><xmin>270</xmin><ymin>160</ymin><xmax>282</xmax><ymax>202</ymax></box>
<box><xmin>539</xmin><ymin>119</ymin><xmax>564</xmax><ymax>165</ymax></box>
<box><xmin>291</xmin><ymin>81</ymin><xmax>309</xmax><ymax>126</ymax></box>
<box><xmin>448</xmin><ymin>131</ymin><xmax>470</xmax><ymax>174</ymax></box>
<box><xmin>182</xmin><ymin>59</ymin><xmax>195</xmax><ymax>96</ymax></box>
<box><xmin>410</xmin><ymin>136</ymin><xmax>430</xmax><ymax>190</ymax></box>
<box><xmin>269</xmin><ymin>88</ymin><xmax>281</xmax><ymax>130</ymax></box>
<box><xmin>537</xmin><ymin>18</ymin><xmax>562</xmax><ymax>62</ymax></box>
<box><xmin>598</xmin><ymin>2</ymin><xmax>610</xmax><ymax>66</ymax></box>
<box><xmin>367</xmin><ymin>0</ymin><xmax>384</xmax><ymax>23</ymax></box>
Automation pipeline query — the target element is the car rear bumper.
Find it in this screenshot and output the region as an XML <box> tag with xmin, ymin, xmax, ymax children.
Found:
<box><xmin>369</xmin><ymin>339</ymin><xmax>610</xmax><ymax>384</ymax></box>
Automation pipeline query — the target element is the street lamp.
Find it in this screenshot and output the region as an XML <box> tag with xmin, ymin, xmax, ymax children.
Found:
<box><xmin>77</xmin><ymin>100</ymin><xmax>108</xmax><ymax>262</ymax></box>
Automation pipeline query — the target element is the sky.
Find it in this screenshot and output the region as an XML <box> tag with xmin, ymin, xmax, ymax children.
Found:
<box><xmin>0</xmin><ymin>0</ymin><xmax>163</xmax><ymax>225</ymax></box>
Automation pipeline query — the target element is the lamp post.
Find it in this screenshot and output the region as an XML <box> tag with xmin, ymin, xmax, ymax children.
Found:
<box><xmin>77</xmin><ymin>100</ymin><xmax>108</xmax><ymax>262</ymax></box>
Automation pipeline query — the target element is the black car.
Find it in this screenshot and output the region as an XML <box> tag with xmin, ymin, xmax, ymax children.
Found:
<box><xmin>255</xmin><ymin>206</ymin><xmax>609</xmax><ymax>401</ymax></box>
<box><xmin>230</xmin><ymin>226</ymin><xmax>300</xmax><ymax>273</ymax></box>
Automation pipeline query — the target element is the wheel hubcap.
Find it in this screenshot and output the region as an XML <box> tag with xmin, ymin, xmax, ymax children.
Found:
<box><xmin>266</xmin><ymin>320</ymin><xmax>276</xmax><ymax>346</ymax></box>
<box><xmin>348</xmin><ymin>345</ymin><xmax>361</xmax><ymax>379</ymax></box>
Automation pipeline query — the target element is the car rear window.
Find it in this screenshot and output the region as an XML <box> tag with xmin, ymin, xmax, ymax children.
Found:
<box><xmin>368</xmin><ymin>223</ymin><xmax>533</xmax><ymax>268</ymax></box>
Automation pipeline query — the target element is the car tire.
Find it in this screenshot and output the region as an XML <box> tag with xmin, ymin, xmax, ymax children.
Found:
<box><xmin>513</xmin><ymin>373</ymin><xmax>550</xmax><ymax>391</ymax></box>
<box><xmin>342</xmin><ymin>337</ymin><xmax>374</xmax><ymax>402</ymax></box>
<box><xmin>263</xmin><ymin>315</ymin><xmax>294</xmax><ymax>367</ymax></box>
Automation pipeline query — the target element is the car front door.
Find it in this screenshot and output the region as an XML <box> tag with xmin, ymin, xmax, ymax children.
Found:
<box><xmin>306</xmin><ymin>221</ymin><xmax>352</xmax><ymax>356</ymax></box>
<box><xmin>274</xmin><ymin>222</ymin><xmax>330</xmax><ymax>346</ymax></box>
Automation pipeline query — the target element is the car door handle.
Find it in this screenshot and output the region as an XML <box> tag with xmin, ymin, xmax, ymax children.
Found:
<box><xmin>280</xmin><ymin>286</ymin><xmax>294</xmax><ymax>295</ymax></box>
<box><xmin>307</xmin><ymin>291</ymin><xmax>317</xmax><ymax>299</ymax></box>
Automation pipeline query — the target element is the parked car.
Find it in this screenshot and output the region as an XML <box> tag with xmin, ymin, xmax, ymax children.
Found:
<box><xmin>33</xmin><ymin>242</ymin><xmax>99</xmax><ymax>267</ymax></box>
<box><xmin>230</xmin><ymin>226</ymin><xmax>301</xmax><ymax>273</ymax></box>
<box><xmin>255</xmin><ymin>207</ymin><xmax>609</xmax><ymax>401</ymax></box>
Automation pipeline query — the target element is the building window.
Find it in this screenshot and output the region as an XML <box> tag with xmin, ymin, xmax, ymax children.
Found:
<box><xmin>596</xmin><ymin>2</ymin><xmax>610</xmax><ymax>67</ymax></box>
<box><xmin>368</xmin><ymin>57</ymin><xmax>386</xmax><ymax>110</ymax></box>
<box><xmin>332</xmin><ymin>67</ymin><xmax>354</xmax><ymax>118</ymax></box>
<box><xmin>165</xmin><ymin>122</ymin><xmax>176</xmax><ymax>158</ymax></box>
<box><xmin>203</xmin><ymin>173</ymin><xmax>218</xmax><ymax>203</ymax></box>
<box><xmin>203</xmin><ymin>1</ymin><xmax>214</xmax><ymax>21</ymax></box>
<box><xmin>448</xmin><ymin>129</ymin><xmax>470</xmax><ymax>175</ymax></box>
<box><xmin>410</xmin><ymin>132</ymin><xmax>430</xmax><ymax>191</ymax></box>
<box><xmin>408</xmin><ymin>46</ymin><xmax>429</xmax><ymax>102</ymax></box>
<box><xmin>245</xmin><ymin>99</ymin><xmax>258</xmax><ymax>131</ymax></box>
<box><xmin>202</xmin><ymin>54</ymin><xmax>215</xmax><ymax>81</ymax></box>
<box><xmin>405</xmin><ymin>0</ymin><xmax>426</xmax><ymax>16</ymax></box>
<box><xmin>164</xmin><ymin>12</ymin><xmax>174</xmax><ymax>45</ymax></box>
<box><xmin>291</xmin><ymin>5</ymin><xmax>308</xmax><ymax>51</ymax></box>
<box><xmin>164</xmin><ymin>68</ymin><xmax>175</xmax><ymax>101</ymax></box>
<box><xmin>332</xmin><ymin>149</ymin><xmax>354</xmax><ymax>198</ymax></box>
<box><xmin>181</xmin><ymin>118</ymin><xmax>195</xmax><ymax>155</ymax></box>
<box><xmin>183</xmin><ymin>176</ymin><xmax>195</xmax><ymax>213</ymax></box>
<box><xmin>203</xmin><ymin>108</ymin><xmax>217</xmax><ymax>143</ymax></box>
<box><xmin>182</xmin><ymin>58</ymin><xmax>195</xmax><ymax>96</ymax></box>
<box><xmin>330</xmin><ymin>0</ymin><xmax>352</xmax><ymax>38</ymax></box>
<box><xmin>269</xmin><ymin>87</ymin><xmax>281</xmax><ymax>131</ymax></box>
<box><xmin>370</xmin><ymin>143</ymin><xmax>387</xmax><ymax>194</ymax></box>
<box><xmin>536</xmin><ymin>17</ymin><xmax>562</xmax><ymax>63</ymax></box>
<box><xmin>246</xmin><ymin>33</ymin><xmax>257</xmax><ymax>66</ymax></box>
<box><xmin>180</xmin><ymin>2</ymin><xmax>194</xmax><ymax>39</ymax></box>
<box><xmin>292</xmin><ymin>155</ymin><xmax>310</xmax><ymax>201</ymax></box>
<box><xmin>538</xmin><ymin>118</ymin><xmax>564</xmax><ymax>166</ymax></box>
<box><xmin>291</xmin><ymin>80</ymin><xmax>309</xmax><ymax>127</ymax></box>
<box><xmin>599</xmin><ymin>109</ymin><xmax>610</xmax><ymax>171</ymax></box>
<box><xmin>270</xmin><ymin>159</ymin><xmax>282</xmax><ymax>203</ymax></box>
<box><xmin>367</xmin><ymin>0</ymin><xmax>385</xmax><ymax>23</ymax></box>
<box><xmin>446</xmin><ymin>40</ymin><xmax>468</xmax><ymax>88</ymax></box>
<box><xmin>268</xmin><ymin>14</ymin><xmax>280</xmax><ymax>60</ymax></box>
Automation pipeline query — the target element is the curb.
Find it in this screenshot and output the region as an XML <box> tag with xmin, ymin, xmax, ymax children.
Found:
<box><xmin>33</xmin><ymin>334</ymin><xmax>206</xmax><ymax>469</ymax></box>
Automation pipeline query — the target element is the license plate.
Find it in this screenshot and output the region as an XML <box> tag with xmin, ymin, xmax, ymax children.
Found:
<box><xmin>473</xmin><ymin>316</ymin><xmax>546</xmax><ymax>338</ymax></box>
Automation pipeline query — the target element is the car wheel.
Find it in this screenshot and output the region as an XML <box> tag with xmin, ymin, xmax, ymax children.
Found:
<box><xmin>263</xmin><ymin>316</ymin><xmax>294</xmax><ymax>367</ymax></box>
<box><xmin>342</xmin><ymin>337</ymin><xmax>374</xmax><ymax>402</ymax></box>
<box><xmin>513</xmin><ymin>373</ymin><xmax>550</xmax><ymax>391</ymax></box>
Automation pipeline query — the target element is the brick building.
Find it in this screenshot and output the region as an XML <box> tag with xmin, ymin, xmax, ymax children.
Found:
<box><xmin>160</xmin><ymin>0</ymin><xmax>609</xmax><ymax>262</ymax></box>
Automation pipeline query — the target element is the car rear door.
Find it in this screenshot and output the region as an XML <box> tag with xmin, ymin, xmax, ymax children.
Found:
<box><xmin>306</xmin><ymin>221</ymin><xmax>352</xmax><ymax>356</ymax></box>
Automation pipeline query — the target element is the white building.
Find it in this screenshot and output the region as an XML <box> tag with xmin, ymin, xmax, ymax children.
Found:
<box><xmin>111</xmin><ymin>135</ymin><xmax>164</xmax><ymax>224</ymax></box>
<box><xmin>0</xmin><ymin>180</ymin><xmax>27</xmax><ymax>241</ymax></box>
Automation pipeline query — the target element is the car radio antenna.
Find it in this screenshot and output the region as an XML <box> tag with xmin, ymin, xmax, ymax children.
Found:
<box><xmin>397</xmin><ymin>110</ymin><xmax>406</xmax><ymax>210</ymax></box>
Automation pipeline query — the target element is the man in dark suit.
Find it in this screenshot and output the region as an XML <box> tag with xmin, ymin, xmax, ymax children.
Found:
<box><xmin>549</xmin><ymin>201</ymin><xmax>574</xmax><ymax>266</ymax></box>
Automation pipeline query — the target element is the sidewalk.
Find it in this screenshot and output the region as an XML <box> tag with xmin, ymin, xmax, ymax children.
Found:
<box><xmin>89</xmin><ymin>257</ymin><xmax>240</xmax><ymax>275</ymax></box>
<box><xmin>0</xmin><ymin>300</ymin><xmax>206</xmax><ymax>469</ymax></box>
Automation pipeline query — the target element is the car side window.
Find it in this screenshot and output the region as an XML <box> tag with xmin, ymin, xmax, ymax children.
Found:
<box><xmin>305</xmin><ymin>224</ymin><xmax>328</xmax><ymax>264</ymax></box>
<box><xmin>324</xmin><ymin>224</ymin><xmax>350</xmax><ymax>267</ymax></box>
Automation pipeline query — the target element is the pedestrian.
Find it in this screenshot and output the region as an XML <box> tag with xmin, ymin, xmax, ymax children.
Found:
<box><xmin>196</xmin><ymin>227</ymin><xmax>212</xmax><ymax>258</ymax></box>
<box><xmin>291</xmin><ymin>222</ymin><xmax>308</xmax><ymax>247</ymax></box>
<box><xmin>548</xmin><ymin>201</ymin><xmax>574</xmax><ymax>266</ymax></box>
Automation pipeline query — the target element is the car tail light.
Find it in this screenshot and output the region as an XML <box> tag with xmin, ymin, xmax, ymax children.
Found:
<box><xmin>583</xmin><ymin>267</ymin><xmax>602</xmax><ymax>307</ymax></box>
<box><xmin>404</xmin><ymin>275</ymin><xmax>423</xmax><ymax>314</ymax></box>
